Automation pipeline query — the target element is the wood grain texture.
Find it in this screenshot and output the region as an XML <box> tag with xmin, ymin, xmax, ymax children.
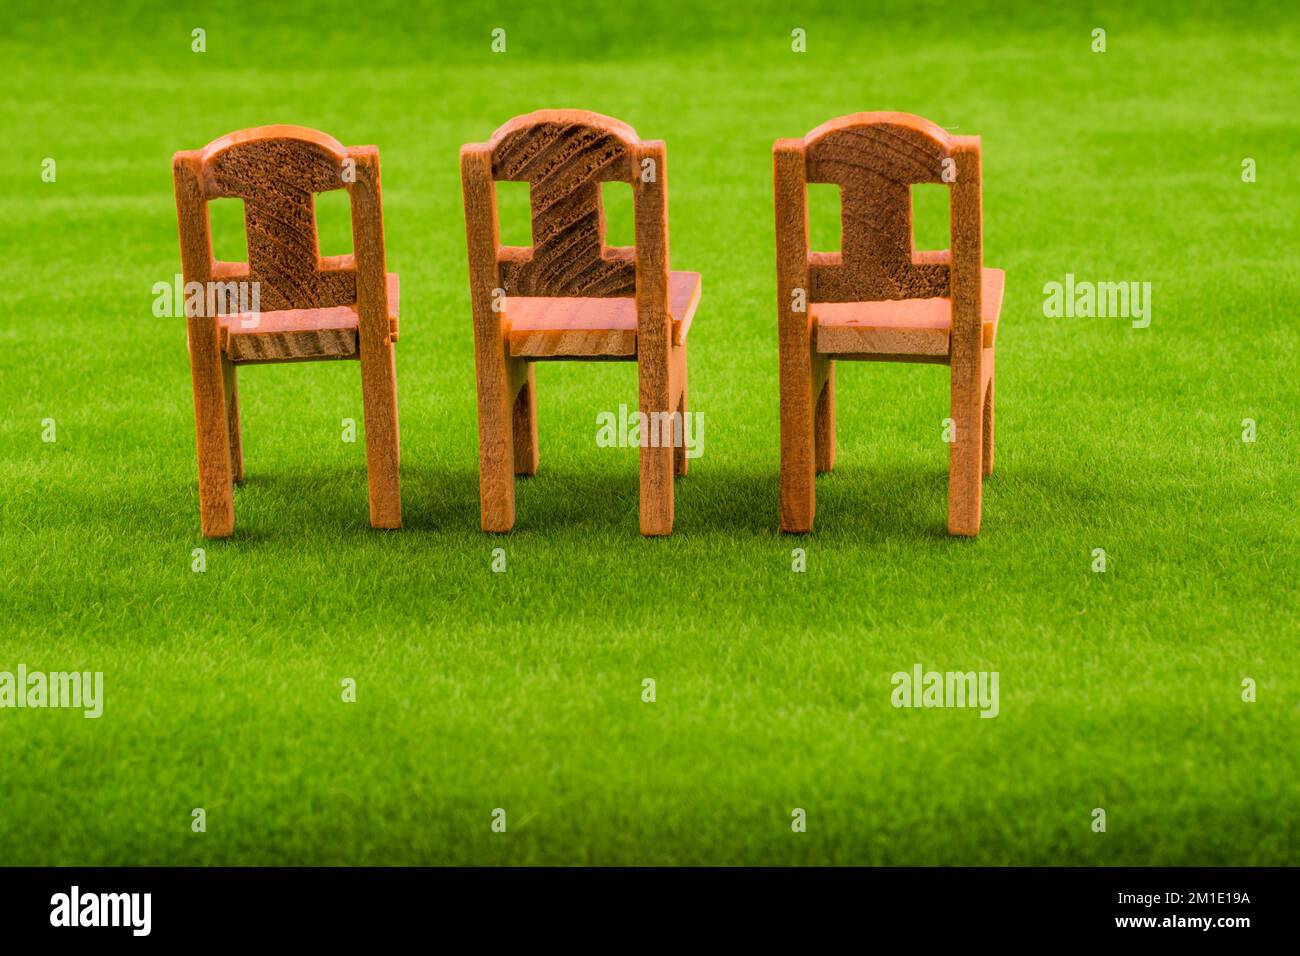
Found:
<box><xmin>512</xmin><ymin>364</ymin><xmax>539</xmax><ymax>476</ymax></box>
<box><xmin>774</xmin><ymin>112</ymin><xmax>1002</xmax><ymax>536</ymax></box>
<box><xmin>174</xmin><ymin>150</ymin><xmax>234</xmax><ymax>538</ymax></box>
<box><xmin>172</xmin><ymin>125</ymin><xmax>402</xmax><ymax>536</ymax></box>
<box><xmin>946</xmin><ymin>139</ymin><xmax>986</xmax><ymax>536</ymax></box>
<box><xmin>461</xmin><ymin>141</ymin><xmax>523</xmax><ymax>532</ymax></box>
<box><xmin>804</xmin><ymin>112</ymin><xmax>952</xmax><ymax>304</ymax></box>
<box><xmin>462</xmin><ymin>112</ymin><xmax>693</xmax><ymax>535</ymax></box>
<box><xmin>489</xmin><ymin>110</ymin><xmax>638</xmax><ymax>298</ymax></box>
<box><xmin>982</xmin><ymin>357</ymin><xmax>995</xmax><ymax>478</ymax></box>
<box><xmin>201</xmin><ymin>127</ymin><xmax>358</xmax><ymax>311</ymax></box>
<box><xmin>633</xmin><ymin>138</ymin><xmax>675</xmax><ymax>536</ymax></box>
<box><xmin>814</xmin><ymin>361</ymin><xmax>836</xmax><ymax>474</ymax></box>
<box><xmin>774</xmin><ymin>137</ymin><xmax>819</xmax><ymax>533</ymax></box>
<box><xmin>219</xmin><ymin>272</ymin><xmax>400</xmax><ymax>363</ymax></box>
<box><xmin>506</xmin><ymin>270</ymin><xmax>700</xmax><ymax>358</ymax></box>
<box><xmin>221</xmin><ymin>353</ymin><xmax>243</xmax><ymax>484</ymax></box>
<box><xmin>812</xmin><ymin>267</ymin><xmax>1003</xmax><ymax>356</ymax></box>
<box><xmin>347</xmin><ymin>144</ymin><xmax>402</xmax><ymax>529</ymax></box>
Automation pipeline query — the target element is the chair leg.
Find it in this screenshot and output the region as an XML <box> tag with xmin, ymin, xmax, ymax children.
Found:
<box><xmin>476</xmin><ymin>349</ymin><xmax>522</xmax><ymax>532</ymax></box>
<box><xmin>947</xmin><ymin>375</ymin><xmax>984</xmax><ymax>537</ymax></box>
<box><xmin>779</xmin><ymin>337</ymin><xmax>818</xmax><ymax>533</ymax></box>
<box><xmin>639</xmin><ymin>431</ymin><xmax>675</xmax><ymax>535</ymax></box>
<box><xmin>221</xmin><ymin>356</ymin><xmax>244</xmax><ymax>484</ymax></box>
<box><xmin>639</xmin><ymin>349</ymin><xmax>675</xmax><ymax>537</ymax></box>
<box><xmin>814</xmin><ymin>359</ymin><xmax>836</xmax><ymax>474</ymax></box>
<box><xmin>673</xmin><ymin>346</ymin><xmax>688</xmax><ymax>477</ymax></box>
<box><xmin>982</xmin><ymin>373</ymin><xmax>995</xmax><ymax>477</ymax></box>
<box><xmin>359</xmin><ymin>342</ymin><xmax>402</xmax><ymax>529</ymax></box>
<box><xmin>512</xmin><ymin>363</ymin><xmax>539</xmax><ymax>476</ymax></box>
<box><xmin>189</xmin><ymin>328</ymin><xmax>235</xmax><ymax>538</ymax></box>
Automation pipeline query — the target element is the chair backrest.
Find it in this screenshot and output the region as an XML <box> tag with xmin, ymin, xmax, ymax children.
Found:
<box><xmin>173</xmin><ymin>125</ymin><xmax>388</xmax><ymax>315</ymax></box>
<box><xmin>774</xmin><ymin>110</ymin><xmax>977</xmax><ymax>295</ymax></box>
<box><xmin>773</xmin><ymin>112</ymin><xmax>984</xmax><ymax>346</ymax></box>
<box><xmin>461</xmin><ymin>109</ymin><xmax>669</xmax><ymax>298</ymax></box>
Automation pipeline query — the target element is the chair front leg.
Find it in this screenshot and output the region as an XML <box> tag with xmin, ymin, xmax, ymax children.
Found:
<box><xmin>638</xmin><ymin>346</ymin><xmax>675</xmax><ymax>536</ymax></box>
<box><xmin>779</xmin><ymin>320</ymin><xmax>818</xmax><ymax>533</ymax></box>
<box><xmin>189</xmin><ymin>323</ymin><xmax>235</xmax><ymax>538</ymax></box>
<box><xmin>637</xmin><ymin>369</ymin><xmax>676</xmax><ymax>538</ymax></box>
<box><xmin>947</xmin><ymin>367</ymin><xmax>984</xmax><ymax>536</ymax></box>
<box><xmin>474</xmin><ymin>335</ymin><xmax>523</xmax><ymax>532</ymax></box>
<box><xmin>358</xmin><ymin>337</ymin><xmax>402</xmax><ymax>530</ymax></box>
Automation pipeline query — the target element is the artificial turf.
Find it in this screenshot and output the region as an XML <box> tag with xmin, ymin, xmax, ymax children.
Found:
<box><xmin>0</xmin><ymin>0</ymin><xmax>1297</xmax><ymax>865</ymax></box>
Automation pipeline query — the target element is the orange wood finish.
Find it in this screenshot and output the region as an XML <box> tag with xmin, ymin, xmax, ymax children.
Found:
<box><xmin>461</xmin><ymin>110</ymin><xmax>696</xmax><ymax>535</ymax></box>
<box><xmin>813</xmin><ymin>267</ymin><xmax>1003</xmax><ymax>357</ymax></box>
<box><xmin>219</xmin><ymin>272</ymin><xmax>400</xmax><ymax>363</ymax></box>
<box><xmin>173</xmin><ymin>125</ymin><xmax>401</xmax><ymax>537</ymax></box>
<box><xmin>507</xmin><ymin>271</ymin><xmax>700</xmax><ymax>359</ymax></box>
<box><xmin>775</xmin><ymin>112</ymin><xmax>1002</xmax><ymax>536</ymax></box>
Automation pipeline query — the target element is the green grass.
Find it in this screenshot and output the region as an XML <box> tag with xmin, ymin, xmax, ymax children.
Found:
<box><xmin>1</xmin><ymin>0</ymin><xmax>1297</xmax><ymax>865</ymax></box>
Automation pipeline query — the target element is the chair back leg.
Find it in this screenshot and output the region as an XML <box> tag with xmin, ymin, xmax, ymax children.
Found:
<box><xmin>982</xmin><ymin>365</ymin><xmax>995</xmax><ymax>477</ymax></box>
<box><xmin>814</xmin><ymin>359</ymin><xmax>837</xmax><ymax>474</ymax></box>
<box><xmin>672</xmin><ymin>347</ymin><xmax>689</xmax><ymax>477</ymax></box>
<box><xmin>221</xmin><ymin>357</ymin><xmax>244</xmax><ymax>484</ymax></box>
<box><xmin>512</xmin><ymin>364</ymin><xmax>539</xmax><ymax>476</ymax></box>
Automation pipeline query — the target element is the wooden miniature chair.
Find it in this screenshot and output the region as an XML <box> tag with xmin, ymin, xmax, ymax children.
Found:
<box><xmin>774</xmin><ymin>112</ymin><xmax>1004</xmax><ymax>536</ymax></box>
<box><xmin>461</xmin><ymin>110</ymin><xmax>700</xmax><ymax>535</ymax></box>
<box><xmin>172</xmin><ymin>126</ymin><xmax>401</xmax><ymax>538</ymax></box>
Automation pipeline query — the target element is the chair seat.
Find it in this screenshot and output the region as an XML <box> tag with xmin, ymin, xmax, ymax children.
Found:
<box><xmin>219</xmin><ymin>273</ymin><xmax>400</xmax><ymax>364</ymax></box>
<box><xmin>507</xmin><ymin>271</ymin><xmax>701</xmax><ymax>359</ymax></box>
<box><xmin>813</xmin><ymin>268</ymin><xmax>1004</xmax><ymax>359</ymax></box>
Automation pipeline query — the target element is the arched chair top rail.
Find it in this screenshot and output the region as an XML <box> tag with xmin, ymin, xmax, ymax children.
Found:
<box><xmin>482</xmin><ymin>109</ymin><xmax>645</xmax><ymax>185</ymax></box>
<box><xmin>462</xmin><ymin>109</ymin><xmax>659</xmax><ymax>298</ymax></box>
<box><xmin>773</xmin><ymin>111</ymin><xmax>981</xmax><ymax>304</ymax></box>
<box><xmin>188</xmin><ymin>125</ymin><xmax>354</xmax><ymax>197</ymax></box>
<box><xmin>485</xmin><ymin>109</ymin><xmax>641</xmax><ymax>152</ymax></box>
<box><xmin>198</xmin><ymin>124</ymin><xmax>350</xmax><ymax>163</ymax></box>
<box><xmin>798</xmin><ymin>111</ymin><xmax>957</xmax><ymax>153</ymax></box>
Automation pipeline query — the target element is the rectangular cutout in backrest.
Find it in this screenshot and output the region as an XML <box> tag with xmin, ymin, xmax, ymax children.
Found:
<box><xmin>600</xmin><ymin>180</ymin><xmax>634</xmax><ymax>250</ymax></box>
<box><xmin>911</xmin><ymin>183</ymin><xmax>950</xmax><ymax>253</ymax></box>
<box><xmin>807</xmin><ymin>182</ymin><xmax>841</xmax><ymax>254</ymax></box>
<box><xmin>314</xmin><ymin>189</ymin><xmax>353</xmax><ymax>258</ymax></box>
<box><xmin>496</xmin><ymin>180</ymin><xmax>533</xmax><ymax>247</ymax></box>
<box><xmin>209</xmin><ymin>197</ymin><xmax>248</xmax><ymax>262</ymax></box>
